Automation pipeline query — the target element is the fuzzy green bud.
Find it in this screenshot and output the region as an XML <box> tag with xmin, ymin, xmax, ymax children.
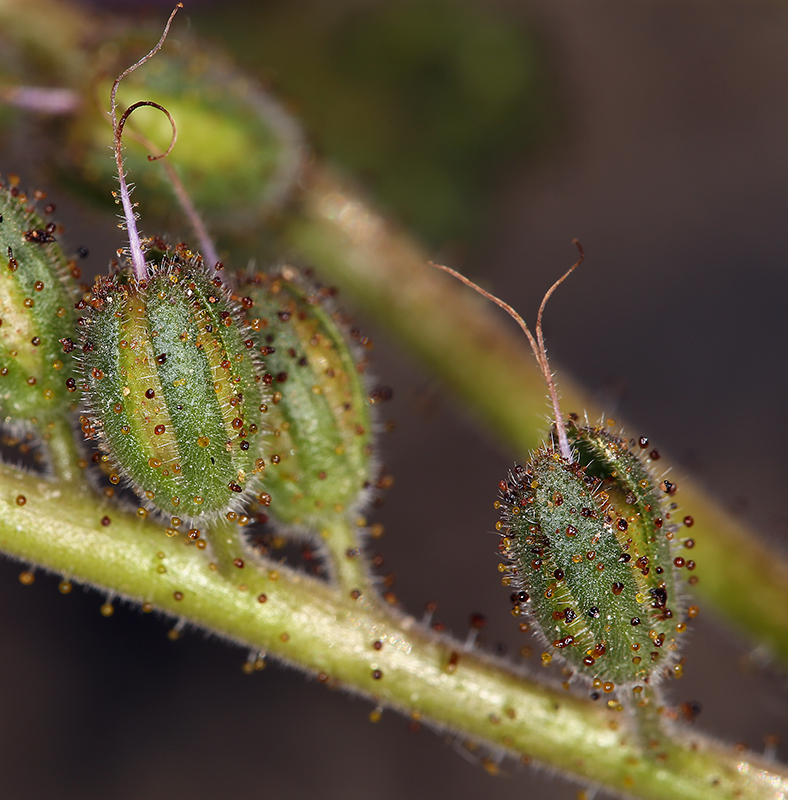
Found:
<box><xmin>498</xmin><ymin>423</ymin><xmax>688</xmax><ymax>686</ymax></box>
<box><xmin>64</xmin><ymin>28</ymin><xmax>303</xmax><ymax>239</ymax></box>
<box><xmin>238</xmin><ymin>268</ymin><xmax>375</xmax><ymax>529</ymax></box>
<box><xmin>0</xmin><ymin>179</ymin><xmax>79</xmax><ymax>423</ymax></box>
<box><xmin>80</xmin><ymin>254</ymin><xmax>267</xmax><ymax>519</ymax></box>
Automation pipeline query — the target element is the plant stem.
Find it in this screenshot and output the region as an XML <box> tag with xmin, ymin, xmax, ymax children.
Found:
<box><xmin>280</xmin><ymin>163</ymin><xmax>788</xmax><ymax>670</ymax></box>
<box><xmin>0</xmin><ymin>461</ymin><xmax>785</xmax><ymax>800</ymax></box>
<box><xmin>41</xmin><ymin>416</ymin><xmax>82</xmax><ymax>484</ymax></box>
<box><xmin>318</xmin><ymin>515</ymin><xmax>374</xmax><ymax>593</ymax></box>
<box><xmin>629</xmin><ymin>684</ymin><xmax>670</xmax><ymax>752</ymax></box>
<box><xmin>205</xmin><ymin>517</ymin><xmax>251</xmax><ymax>577</ymax></box>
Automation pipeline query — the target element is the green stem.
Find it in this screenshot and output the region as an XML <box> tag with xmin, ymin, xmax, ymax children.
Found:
<box><xmin>318</xmin><ymin>514</ymin><xmax>374</xmax><ymax>594</ymax></box>
<box><xmin>0</xmin><ymin>461</ymin><xmax>785</xmax><ymax>800</ymax></box>
<box><xmin>280</xmin><ymin>163</ymin><xmax>788</xmax><ymax>669</ymax></box>
<box><xmin>207</xmin><ymin>516</ymin><xmax>254</xmax><ymax>577</ymax></box>
<box><xmin>630</xmin><ymin>684</ymin><xmax>670</xmax><ymax>753</ymax></box>
<box><xmin>41</xmin><ymin>416</ymin><xmax>82</xmax><ymax>484</ymax></box>
<box><xmin>214</xmin><ymin>512</ymin><xmax>373</xmax><ymax>595</ymax></box>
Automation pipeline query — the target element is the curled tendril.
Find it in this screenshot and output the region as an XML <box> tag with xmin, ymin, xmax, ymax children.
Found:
<box><xmin>118</xmin><ymin>101</ymin><xmax>178</xmax><ymax>163</ymax></box>
<box><xmin>120</xmin><ymin>106</ymin><xmax>221</xmax><ymax>269</ymax></box>
<box><xmin>109</xmin><ymin>3</ymin><xmax>182</xmax><ymax>281</ymax></box>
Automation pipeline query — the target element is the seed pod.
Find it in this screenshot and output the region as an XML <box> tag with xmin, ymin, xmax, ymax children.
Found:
<box><xmin>433</xmin><ymin>247</ymin><xmax>689</xmax><ymax>687</ymax></box>
<box><xmin>80</xmin><ymin>253</ymin><xmax>267</xmax><ymax>519</ymax></box>
<box><xmin>497</xmin><ymin>422</ymin><xmax>687</xmax><ymax>685</ymax></box>
<box><xmin>0</xmin><ymin>179</ymin><xmax>79</xmax><ymax>423</ymax></box>
<box><xmin>63</xmin><ymin>26</ymin><xmax>304</xmax><ymax>241</ymax></box>
<box><xmin>238</xmin><ymin>268</ymin><xmax>375</xmax><ymax>529</ymax></box>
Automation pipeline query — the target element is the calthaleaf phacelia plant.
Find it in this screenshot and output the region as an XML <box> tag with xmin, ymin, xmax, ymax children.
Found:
<box><xmin>0</xmin><ymin>4</ymin><xmax>786</xmax><ymax>800</ymax></box>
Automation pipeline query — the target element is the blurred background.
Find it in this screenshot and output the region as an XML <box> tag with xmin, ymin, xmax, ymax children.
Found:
<box><xmin>0</xmin><ymin>0</ymin><xmax>787</xmax><ymax>798</ymax></box>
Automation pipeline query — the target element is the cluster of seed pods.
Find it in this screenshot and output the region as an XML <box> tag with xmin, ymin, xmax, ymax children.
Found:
<box><xmin>0</xmin><ymin>6</ymin><xmax>376</xmax><ymax>535</ymax></box>
<box><xmin>2</xmin><ymin>4</ymin><xmax>698</xmax><ymax>702</ymax></box>
<box><xmin>76</xmin><ymin>252</ymin><xmax>377</xmax><ymax>527</ymax></box>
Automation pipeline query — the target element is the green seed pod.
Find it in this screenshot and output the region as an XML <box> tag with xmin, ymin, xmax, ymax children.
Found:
<box><xmin>0</xmin><ymin>179</ymin><xmax>79</xmax><ymax>424</ymax></box>
<box><xmin>237</xmin><ymin>267</ymin><xmax>375</xmax><ymax>530</ymax></box>
<box><xmin>433</xmin><ymin>246</ymin><xmax>690</xmax><ymax>687</ymax></box>
<box><xmin>80</xmin><ymin>254</ymin><xmax>268</xmax><ymax>520</ymax></box>
<box><xmin>497</xmin><ymin>422</ymin><xmax>688</xmax><ymax>685</ymax></box>
<box><xmin>63</xmin><ymin>25</ymin><xmax>303</xmax><ymax>242</ymax></box>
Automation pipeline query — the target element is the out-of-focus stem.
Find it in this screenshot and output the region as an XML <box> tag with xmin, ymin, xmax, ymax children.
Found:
<box><xmin>0</xmin><ymin>0</ymin><xmax>97</xmax><ymax>88</ymax></box>
<box><xmin>629</xmin><ymin>684</ymin><xmax>671</xmax><ymax>753</ymax></box>
<box><xmin>318</xmin><ymin>515</ymin><xmax>374</xmax><ymax>594</ymax></box>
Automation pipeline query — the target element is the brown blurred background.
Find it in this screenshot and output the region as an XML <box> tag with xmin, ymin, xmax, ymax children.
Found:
<box><xmin>0</xmin><ymin>1</ymin><xmax>787</xmax><ymax>798</ymax></box>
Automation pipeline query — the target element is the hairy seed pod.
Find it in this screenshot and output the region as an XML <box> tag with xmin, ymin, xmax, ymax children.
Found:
<box><xmin>80</xmin><ymin>254</ymin><xmax>268</xmax><ymax>519</ymax></box>
<box><xmin>433</xmin><ymin>246</ymin><xmax>690</xmax><ymax>688</ymax></box>
<box><xmin>238</xmin><ymin>267</ymin><xmax>375</xmax><ymax>529</ymax></box>
<box><xmin>497</xmin><ymin>422</ymin><xmax>687</xmax><ymax>685</ymax></box>
<box><xmin>0</xmin><ymin>179</ymin><xmax>79</xmax><ymax>423</ymax></box>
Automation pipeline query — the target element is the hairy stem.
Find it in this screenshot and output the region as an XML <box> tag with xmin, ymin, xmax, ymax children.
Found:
<box><xmin>629</xmin><ymin>684</ymin><xmax>671</xmax><ymax>752</ymax></box>
<box><xmin>318</xmin><ymin>515</ymin><xmax>374</xmax><ymax>593</ymax></box>
<box><xmin>41</xmin><ymin>416</ymin><xmax>82</xmax><ymax>484</ymax></box>
<box><xmin>0</xmin><ymin>462</ymin><xmax>785</xmax><ymax>800</ymax></box>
